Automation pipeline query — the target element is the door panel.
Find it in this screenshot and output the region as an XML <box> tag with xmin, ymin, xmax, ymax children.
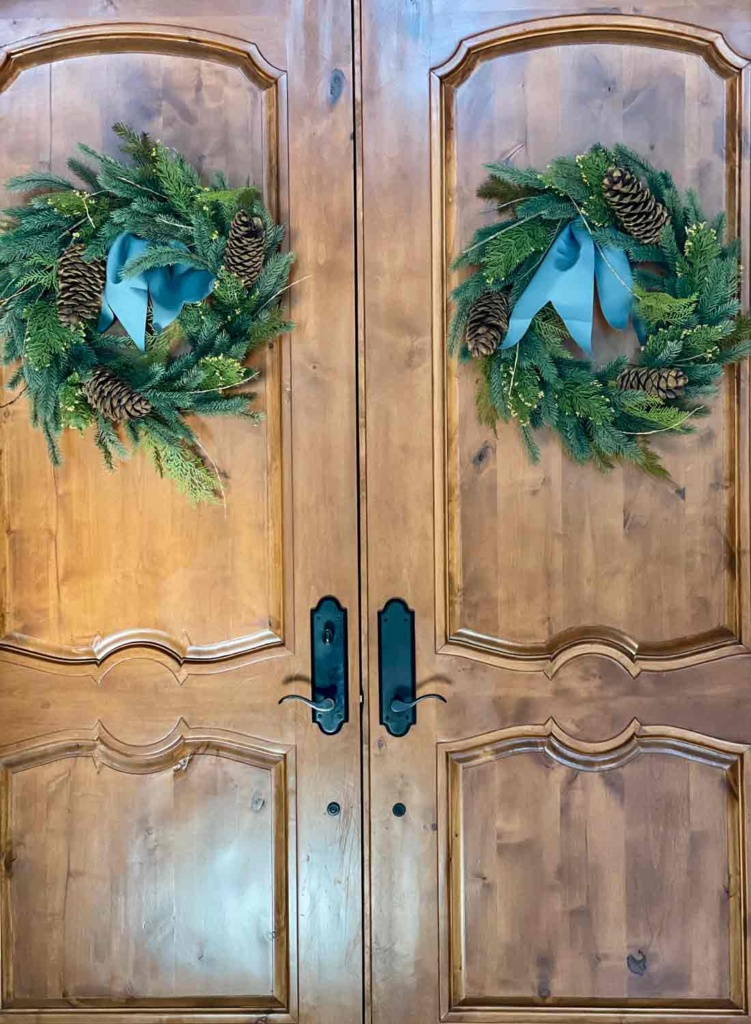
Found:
<box><xmin>439</xmin><ymin>23</ymin><xmax>747</xmax><ymax>670</ymax></box>
<box><xmin>360</xmin><ymin>2</ymin><xmax>751</xmax><ymax>1023</ymax></box>
<box><xmin>0</xmin><ymin>29</ymin><xmax>287</xmax><ymax>660</ymax></box>
<box><xmin>0</xmin><ymin>6</ymin><xmax>359</xmax><ymax>1024</ymax></box>
<box><xmin>4</xmin><ymin>724</ymin><xmax>288</xmax><ymax>1007</ymax></box>
<box><xmin>439</xmin><ymin>723</ymin><xmax>744</xmax><ymax>1010</ymax></box>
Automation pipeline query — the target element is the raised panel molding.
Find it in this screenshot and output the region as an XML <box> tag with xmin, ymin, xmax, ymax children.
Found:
<box><xmin>0</xmin><ymin>624</ymin><xmax>286</xmax><ymax>669</ymax></box>
<box><xmin>0</xmin><ymin>24</ymin><xmax>290</xmax><ymax>667</ymax></box>
<box><xmin>0</xmin><ymin>715</ymin><xmax>291</xmax><ymax>773</ymax></box>
<box><xmin>0</xmin><ymin>719</ymin><xmax>295</xmax><ymax>1014</ymax></box>
<box><xmin>430</xmin><ymin>15</ymin><xmax>751</xmax><ymax>677</ymax></box>
<box><xmin>438</xmin><ymin>719</ymin><xmax>749</xmax><ymax>1021</ymax></box>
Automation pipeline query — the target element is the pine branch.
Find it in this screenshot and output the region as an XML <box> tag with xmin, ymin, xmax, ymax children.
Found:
<box><xmin>476</xmin><ymin>177</ymin><xmax>534</xmax><ymax>207</ymax></box>
<box><xmin>482</xmin><ymin>219</ymin><xmax>558</xmax><ymax>283</ymax></box>
<box><xmin>152</xmin><ymin>144</ymin><xmax>200</xmax><ymax>217</ymax></box>
<box><xmin>67</xmin><ymin>157</ymin><xmax>100</xmax><ymax>190</ymax></box>
<box><xmin>538</xmin><ymin>156</ymin><xmax>590</xmax><ymax>203</ymax></box>
<box><xmin>6</xmin><ymin>171</ymin><xmax>75</xmax><ymax>193</ymax></box>
<box><xmin>119</xmin><ymin>244</ymin><xmax>202</xmax><ymax>278</ymax></box>
<box><xmin>23</xmin><ymin>300</ymin><xmax>78</xmax><ymax>369</ymax></box>
<box><xmin>634</xmin><ymin>288</ymin><xmax>697</xmax><ymax>328</ymax></box>
<box><xmin>142</xmin><ymin>433</ymin><xmax>221</xmax><ymax>504</ymax></box>
<box><xmin>112</xmin><ymin>123</ymin><xmax>156</xmax><ymax>167</ymax></box>
<box><xmin>483</xmin><ymin>162</ymin><xmax>545</xmax><ymax>192</ymax></box>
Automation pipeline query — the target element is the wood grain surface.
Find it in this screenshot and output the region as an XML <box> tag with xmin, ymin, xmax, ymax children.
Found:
<box><xmin>0</xmin><ymin>4</ymin><xmax>361</xmax><ymax>1023</ymax></box>
<box><xmin>360</xmin><ymin>4</ymin><xmax>751</xmax><ymax>1024</ymax></box>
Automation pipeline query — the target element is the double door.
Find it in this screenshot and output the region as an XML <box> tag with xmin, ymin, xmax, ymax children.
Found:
<box><xmin>0</xmin><ymin>2</ymin><xmax>749</xmax><ymax>1024</ymax></box>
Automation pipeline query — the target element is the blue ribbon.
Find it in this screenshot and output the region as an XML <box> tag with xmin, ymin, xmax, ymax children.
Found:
<box><xmin>502</xmin><ymin>219</ymin><xmax>633</xmax><ymax>354</ymax></box>
<box><xmin>99</xmin><ymin>232</ymin><xmax>214</xmax><ymax>351</ymax></box>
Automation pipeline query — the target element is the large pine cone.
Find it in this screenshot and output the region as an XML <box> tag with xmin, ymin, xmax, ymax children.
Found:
<box><xmin>617</xmin><ymin>365</ymin><xmax>688</xmax><ymax>400</ymax></box>
<box><xmin>223</xmin><ymin>211</ymin><xmax>265</xmax><ymax>289</ymax></box>
<box><xmin>57</xmin><ymin>244</ymin><xmax>106</xmax><ymax>325</ymax></box>
<box><xmin>466</xmin><ymin>291</ymin><xmax>509</xmax><ymax>358</ymax></box>
<box><xmin>84</xmin><ymin>366</ymin><xmax>152</xmax><ymax>421</ymax></box>
<box><xmin>602</xmin><ymin>166</ymin><xmax>669</xmax><ymax>245</ymax></box>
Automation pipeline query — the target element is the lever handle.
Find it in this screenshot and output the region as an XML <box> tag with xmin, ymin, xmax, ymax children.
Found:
<box><xmin>390</xmin><ymin>693</ymin><xmax>447</xmax><ymax>714</ymax></box>
<box><xmin>279</xmin><ymin>694</ymin><xmax>336</xmax><ymax>713</ymax></box>
<box><xmin>279</xmin><ymin>597</ymin><xmax>348</xmax><ymax>735</ymax></box>
<box><xmin>378</xmin><ymin>598</ymin><xmax>447</xmax><ymax>737</ymax></box>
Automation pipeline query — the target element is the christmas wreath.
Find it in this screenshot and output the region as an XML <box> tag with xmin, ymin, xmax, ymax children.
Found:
<box><xmin>449</xmin><ymin>144</ymin><xmax>751</xmax><ymax>477</ymax></box>
<box><xmin>0</xmin><ymin>123</ymin><xmax>294</xmax><ymax>503</ymax></box>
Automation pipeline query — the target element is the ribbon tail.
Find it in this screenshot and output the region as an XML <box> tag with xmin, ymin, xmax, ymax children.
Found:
<box><xmin>632</xmin><ymin>312</ymin><xmax>648</xmax><ymax>347</ymax></box>
<box><xmin>550</xmin><ymin>222</ymin><xmax>595</xmax><ymax>354</ymax></box>
<box><xmin>551</xmin><ymin>288</ymin><xmax>594</xmax><ymax>355</ymax></box>
<box><xmin>108</xmin><ymin>287</ymin><xmax>149</xmax><ymax>351</ymax></box>
<box><xmin>502</xmin><ymin>224</ymin><xmax>580</xmax><ymax>350</ymax></box>
<box><xmin>149</xmin><ymin>265</ymin><xmax>215</xmax><ymax>333</ymax></box>
<box><xmin>98</xmin><ymin>302</ymin><xmax>115</xmax><ymax>334</ymax></box>
<box><xmin>490</xmin><ymin>220</ymin><xmax>633</xmax><ymax>357</ymax></box>
<box><xmin>595</xmin><ymin>243</ymin><xmax>633</xmax><ymax>332</ymax></box>
<box><xmin>502</xmin><ymin>306</ymin><xmax>542</xmax><ymax>350</ymax></box>
<box><xmin>102</xmin><ymin>233</ymin><xmax>151</xmax><ymax>351</ymax></box>
<box><xmin>504</xmin><ymin>221</ymin><xmax>597</xmax><ymax>354</ymax></box>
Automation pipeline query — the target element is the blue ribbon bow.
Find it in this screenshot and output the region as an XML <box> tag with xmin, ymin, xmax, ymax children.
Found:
<box><xmin>502</xmin><ymin>219</ymin><xmax>633</xmax><ymax>354</ymax></box>
<box><xmin>99</xmin><ymin>232</ymin><xmax>215</xmax><ymax>351</ymax></box>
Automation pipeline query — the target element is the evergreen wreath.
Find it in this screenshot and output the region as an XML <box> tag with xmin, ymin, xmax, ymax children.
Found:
<box><xmin>0</xmin><ymin>123</ymin><xmax>294</xmax><ymax>503</ymax></box>
<box><xmin>449</xmin><ymin>144</ymin><xmax>751</xmax><ymax>478</ymax></box>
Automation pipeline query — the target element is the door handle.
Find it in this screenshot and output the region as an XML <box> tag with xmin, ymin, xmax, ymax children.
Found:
<box><xmin>390</xmin><ymin>694</ymin><xmax>447</xmax><ymax>714</ymax></box>
<box><xmin>279</xmin><ymin>596</ymin><xmax>348</xmax><ymax>735</ymax></box>
<box><xmin>279</xmin><ymin>694</ymin><xmax>336</xmax><ymax>713</ymax></box>
<box><xmin>378</xmin><ymin>598</ymin><xmax>447</xmax><ymax>737</ymax></box>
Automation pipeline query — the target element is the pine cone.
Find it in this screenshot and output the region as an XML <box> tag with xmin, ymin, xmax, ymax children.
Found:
<box><xmin>223</xmin><ymin>211</ymin><xmax>265</xmax><ymax>288</ymax></box>
<box><xmin>57</xmin><ymin>244</ymin><xmax>106</xmax><ymax>325</ymax></box>
<box><xmin>84</xmin><ymin>366</ymin><xmax>152</xmax><ymax>421</ymax></box>
<box><xmin>602</xmin><ymin>166</ymin><xmax>669</xmax><ymax>245</ymax></box>
<box><xmin>466</xmin><ymin>291</ymin><xmax>509</xmax><ymax>357</ymax></box>
<box><xmin>617</xmin><ymin>365</ymin><xmax>688</xmax><ymax>400</ymax></box>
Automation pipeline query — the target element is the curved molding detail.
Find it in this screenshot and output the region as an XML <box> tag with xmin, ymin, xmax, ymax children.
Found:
<box><xmin>443</xmin><ymin>717</ymin><xmax>745</xmax><ymax>771</ymax></box>
<box><xmin>0</xmin><ymin>625</ymin><xmax>286</xmax><ymax>668</ymax></box>
<box><xmin>441</xmin><ymin>624</ymin><xmax>747</xmax><ymax>678</ymax></box>
<box><xmin>0</xmin><ymin>22</ymin><xmax>285</xmax><ymax>92</ymax></box>
<box><xmin>433</xmin><ymin>14</ymin><xmax>749</xmax><ymax>83</ymax></box>
<box><xmin>0</xmin><ymin>23</ymin><xmax>290</xmax><ymax>667</ymax></box>
<box><xmin>0</xmin><ymin>716</ymin><xmax>291</xmax><ymax>774</ymax></box>
<box><xmin>431</xmin><ymin>14</ymin><xmax>751</xmax><ymax>677</ymax></box>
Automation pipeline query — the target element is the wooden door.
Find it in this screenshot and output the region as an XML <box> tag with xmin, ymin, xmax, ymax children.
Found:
<box><xmin>0</xmin><ymin>5</ymin><xmax>360</xmax><ymax>1024</ymax></box>
<box><xmin>360</xmin><ymin>2</ymin><xmax>751</xmax><ymax>1022</ymax></box>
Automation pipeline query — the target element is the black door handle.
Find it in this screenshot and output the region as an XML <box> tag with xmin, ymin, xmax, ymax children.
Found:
<box><xmin>378</xmin><ymin>598</ymin><xmax>447</xmax><ymax>737</ymax></box>
<box><xmin>279</xmin><ymin>596</ymin><xmax>348</xmax><ymax>735</ymax></box>
<box><xmin>390</xmin><ymin>694</ymin><xmax>447</xmax><ymax>714</ymax></box>
<box><xmin>279</xmin><ymin>694</ymin><xmax>336</xmax><ymax>713</ymax></box>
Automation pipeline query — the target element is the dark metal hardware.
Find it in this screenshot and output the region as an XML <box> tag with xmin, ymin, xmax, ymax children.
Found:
<box><xmin>327</xmin><ymin>801</ymin><xmax>341</xmax><ymax>817</ymax></box>
<box><xmin>390</xmin><ymin>694</ymin><xmax>447</xmax><ymax>714</ymax></box>
<box><xmin>279</xmin><ymin>596</ymin><xmax>348</xmax><ymax>735</ymax></box>
<box><xmin>392</xmin><ymin>802</ymin><xmax>406</xmax><ymax>817</ymax></box>
<box><xmin>378</xmin><ymin>598</ymin><xmax>446</xmax><ymax>737</ymax></box>
<box><xmin>279</xmin><ymin>695</ymin><xmax>335</xmax><ymax>713</ymax></box>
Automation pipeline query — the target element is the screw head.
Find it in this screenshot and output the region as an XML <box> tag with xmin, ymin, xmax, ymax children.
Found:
<box><xmin>392</xmin><ymin>802</ymin><xmax>406</xmax><ymax>817</ymax></box>
<box><xmin>327</xmin><ymin>801</ymin><xmax>341</xmax><ymax>817</ymax></box>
